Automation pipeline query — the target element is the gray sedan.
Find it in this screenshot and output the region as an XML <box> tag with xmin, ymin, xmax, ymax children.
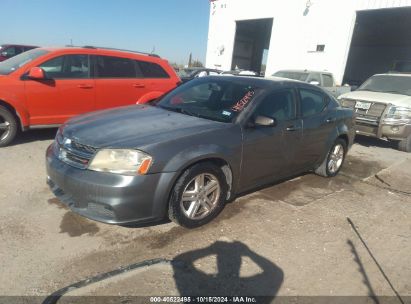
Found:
<box><xmin>46</xmin><ymin>76</ymin><xmax>355</xmax><ymax>228</ymax></box>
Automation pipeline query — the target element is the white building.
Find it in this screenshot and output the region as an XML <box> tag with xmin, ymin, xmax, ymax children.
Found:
<box><xmin>205</xmin><ymin>0</ymin><xmax>411</xmax><ymax>85</ymax></box>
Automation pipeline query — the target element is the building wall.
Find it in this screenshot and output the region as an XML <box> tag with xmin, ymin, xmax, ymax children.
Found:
<box><xmin>206</xmin><ymin>0</ymin><xmax>411</xmax><ymax>84</ymax></box>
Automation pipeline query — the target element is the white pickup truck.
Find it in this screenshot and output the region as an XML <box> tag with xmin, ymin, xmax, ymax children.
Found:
<box><xmin>338</xmin><ymin>73</ymin><xmax>411</xmax><ymax>152</ymax></box>
<box><xmin>272</xmin><ymin>70</ymin><xmax>351</xmax><ymax>98</ymax></box>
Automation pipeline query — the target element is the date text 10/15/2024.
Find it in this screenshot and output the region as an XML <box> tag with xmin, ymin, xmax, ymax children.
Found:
<box><xmin>149</xmin><ymin>296</ymin><xmax>258</xmax><ymax>303</ymax></box>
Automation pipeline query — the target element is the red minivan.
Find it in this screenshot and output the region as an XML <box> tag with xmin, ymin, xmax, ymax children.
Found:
<box><xmin>0</xmin><ymin>46</ymin><xmax>181</xmax><ymax>146</ymax></box>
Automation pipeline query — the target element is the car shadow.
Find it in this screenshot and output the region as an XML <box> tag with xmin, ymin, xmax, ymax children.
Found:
<box><xmin>354</xmin><ymin>135</ymin><xmax>398</xmax><ymax>150</ymax></box>
<box><xmin>42</xmin><ymin>241</ymin><xmax>283</xmax><ymax>304</ymax></box>
<box><xmin>12</xmin><ymin>128</ymin><xmax>57</xmax><ymax>146</ymax></box>
<box><xmin>172</xmin><ymin>240</ymin><xmax>284</xmax><ymax>301</ymax></box>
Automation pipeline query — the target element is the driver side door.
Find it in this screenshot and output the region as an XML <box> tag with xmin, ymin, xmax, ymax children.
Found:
<box><xmin>240</xmin><ymin>88</ymin><xmax>302</xmax><ymax>190</ymax></box>
<box><xmin>25</xmin><ymin>54</ymin><xmax>95</xmax><ymax>125</ymax></box>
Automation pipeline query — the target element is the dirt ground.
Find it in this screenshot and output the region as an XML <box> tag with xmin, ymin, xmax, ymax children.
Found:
<box><xmin>0</xmin><ymin>130</ymin><xmax>410</xmax><ymax>303</ymax></box>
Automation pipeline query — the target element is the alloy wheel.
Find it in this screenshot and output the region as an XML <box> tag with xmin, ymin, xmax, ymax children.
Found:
<box><xmin>0</xmin><ymin>114</ymin><xmax>11</xmax><ymax>142</ymax></box>
<box><xmin>180</xmin><ymin>173</ymin><xmax>221</xmax><ymax>220</ymax></box>
<box><xmin>328</xmin><ymin>144</ymin><xmax>344</xmax><ymax>174</ymax></box>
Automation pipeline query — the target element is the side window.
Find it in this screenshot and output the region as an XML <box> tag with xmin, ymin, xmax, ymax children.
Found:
<box><xmin>307</xmin><ymin>73</ymin><xmax>321</xmax><ymax>84</ymax></box>
<box><xmin>40</xmin><ymin>56</ymin><xmax>64</xmax><ymax>77</ymax></box>
<box><xmin>137</xmin><ymin>60</ymin><xmax>170</xmax><ymax>78</ymax></box>
<box><xmin>322</xmin><ymin>74</ymin><xmax>334</xmax><ymax>87</ymax></box>
<box><xmin>299</xmin><ymin>89</ymin><xmax>327</xmax><ymax>118</ymax></box>
<box><xmin>4</xmin><ymin>47</ymin><xmax>16</xmax><ymax>57</ymax></box>
<box><xmin>96</xmin><ymin>56</ymin><xmax>136</xmax><ymax>78</ymax></box>
<box><xmin>209</xmin><ymin>71</ymin><xmax>220</xmax><ymax>76</ymax></box>
<box><xmin>15</xmin><ymin>47</ymin><xmax>24</xmax><ymax>55</ymax></box>
<box><xmin>255</xmin><ymin>89</ymin><xmax>296</xmax><ymax>121</ymax></box>
<box><xmin>39</xmin><ymin>55</ymin><xmax>89</xmax><ymax>79</ymax></box>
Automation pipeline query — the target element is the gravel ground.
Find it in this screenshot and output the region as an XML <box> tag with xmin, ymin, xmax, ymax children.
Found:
<box><xmin>0</xmin><ymin>130</ymin><xmax>410</xmax><ymax>302</ymax></box>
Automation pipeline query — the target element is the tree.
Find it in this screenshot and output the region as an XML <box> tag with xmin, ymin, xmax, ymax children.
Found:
<box><xmin>191</xmin><ymin>60</ymin><xmax>204</xmax><ymax>68</ymax></box>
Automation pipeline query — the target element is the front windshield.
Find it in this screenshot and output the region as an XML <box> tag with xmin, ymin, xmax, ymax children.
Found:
<box><xmin>157</xmin><ymin>79</ymin><xmax>259</xmax><ymax>123</ymax></box>
<box><xmin>0</xmin><ymin>49</ymin><xmax>49</xmax><ymax>75</ymax></box>
<box><xmin>358</xmin><ymin>75</ymin><xmax>411</xmax><ymax>96</ymax></box>
<box><xmin>273</xmin><ymin>71</ymin><xmax>309</xmax><ymax>81</ymax></box>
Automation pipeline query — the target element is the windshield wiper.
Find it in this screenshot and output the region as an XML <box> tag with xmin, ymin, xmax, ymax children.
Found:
<box><xmin>158</xmin><ymin>106</ymin><xmax>200</xmax><ymax>117</ymax></box>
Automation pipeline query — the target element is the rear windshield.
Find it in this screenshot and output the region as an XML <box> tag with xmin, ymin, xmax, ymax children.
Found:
<box><xmin>0</xmin><ymin>49</ymin><xmax>49</xmax><ymax>75</ymax></box>
<box><xmin>358</xmin><ymin>75</ymin><xmax>411</xmax><ymax>96</ymax></box>
<box><xmin>273</xmin><ymin>71</ymin><xmax>309</xmax><ymax>81</ymax></box>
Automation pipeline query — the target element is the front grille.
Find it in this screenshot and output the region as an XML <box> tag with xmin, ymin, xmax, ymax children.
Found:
<box><xmin>341</xmin><ymin>99</ymin><xmax>387</xmax><ymax>121</ymax></box>
<box><xmin>57</xmin><ymin>138</ymin><xmax>97</xmax><ymax>169</ymax></box>
<box><xmin>71</xmin><ymin>141</ymin><xmax>98</xmax><ymax>155</ymax></box>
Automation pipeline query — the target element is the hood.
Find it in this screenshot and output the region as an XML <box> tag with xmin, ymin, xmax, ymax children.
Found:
<box><xmin>62</xmin><ymin>105</ymin><xmax>228</xmax><ymax>148</ymax></box>
<box><xmin>339</xmin><ymin>90</ymin><xmax>411</xmax><ymax>107</ymax></box>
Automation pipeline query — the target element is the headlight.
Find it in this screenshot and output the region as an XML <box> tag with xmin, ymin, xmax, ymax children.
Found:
<box><xmin>88</xmin><ymin>149</ymin><xmax>153</xmax><ymax>175</ymax></box>
<box><xmin>385</xmin><ymin>106</ymin><xmax>411</xmax><ymax>120</ymax></box>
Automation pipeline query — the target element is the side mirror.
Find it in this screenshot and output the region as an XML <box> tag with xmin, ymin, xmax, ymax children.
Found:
<box><xmin>27</xmin><ymin>67</ymin><xmax>46</xmax><ymax>80</ymax></box>
<box><xmin>254</xmin><ymin>115</ymin><xmax>276</xmax><ymax>127</ymax></box>
<box><xmin>309</xmin><ymin>80</ymin><xmax>320</xmax><ymax>86</ymax></box>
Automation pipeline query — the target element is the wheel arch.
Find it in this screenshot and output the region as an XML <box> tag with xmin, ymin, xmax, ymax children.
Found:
<box><xmin>0</xmin><ymin>99</ymin><xmax>25</xmax><ymax>131</ymax></box>
<box><xmin>164</xmin><ymin>156</ymin><xmax>235</xmax><ymax>215</ymax></box>
<box><xmin>136</xmin><ymin>91</ymin><xmax>165</xmax><ymax>104</ymax></box>
<box><xmin>180</xmin><ymin>157</ymin><xmax>233</xmax><ymax>199</ymax></box>
<box><xmin>337</xmin><ymin>133</ymin><xmax>349</xmax><ymax>148</ymax></box>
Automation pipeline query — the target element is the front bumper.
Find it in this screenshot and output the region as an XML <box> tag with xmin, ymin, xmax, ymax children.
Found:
<box><xmin>355</xmin><ymin>117</ymin><xmax>411</xmax><ymax>141</ymax></box>
<box><xmin>46</xmin><ymin>144</ymin><xmax>176</xmax><ymax>225</ymax></box>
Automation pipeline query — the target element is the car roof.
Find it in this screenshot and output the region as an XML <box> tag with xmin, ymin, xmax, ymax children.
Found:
<box><xmin>205</xmin><ymin>75</ymin><xmax>312</xmax><ymax>89</ymax></box>
<box><xmin>375</xmin><ymin>73</ymin><xmax>411</xmax><ymax>77</ymax></box>
<box><xmin>37</xmin><ymin>46</ymin><xmax>162</xmax><ymax>59</ymax></box>
<box><xmin>275</xmin><ymin>69</ymin><xmax>332</xmax><ymax>75</ymax></box>
<box><xmin>1</xmin><ymin>44</ymin><xmax>38</xmax><ymax>48</ymax></box>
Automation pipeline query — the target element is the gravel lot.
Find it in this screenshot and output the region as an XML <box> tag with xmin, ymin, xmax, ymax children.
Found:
<box><xmin>0</xmin><ymin>130</ymin><xmax>410</xmax><ymax>302</ymax></box>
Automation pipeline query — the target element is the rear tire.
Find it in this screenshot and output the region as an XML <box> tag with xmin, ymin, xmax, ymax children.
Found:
<box><xmin>398</xmin><ymin>135</ymin><xmax>411</xmax><ymax>153</ymax></box>
<box><xmin>315</xmin><ymin>138</ymin><xmax>347</xmax><ymax>177</ymax></box>
<box><xmin>0</xmin><ymin>106</ymin><xmax>18</xmax><ymax>147</ymax></box>
<box><xmin>168</xmin><ymin>162</ymin><xmax>228</xmax><ymax>228</ymax></box>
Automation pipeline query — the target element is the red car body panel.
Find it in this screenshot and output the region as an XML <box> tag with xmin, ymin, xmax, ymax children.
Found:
<box><xmin>0</xmin><ymin>47</ymin><xmax>180</xmax><ymax>129</ymax></box>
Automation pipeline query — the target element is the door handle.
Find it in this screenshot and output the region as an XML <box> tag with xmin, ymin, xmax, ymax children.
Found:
<box><xmin>326</xmin><ymin>117</ymin><xmax>336</xmax><ymax>123</ymax></box>
<box><xmin>286</xmin><ymin>126</ymin><xmax>301</xmax><ymax>132</ymax></box>
<box><xmin>133</xmin><ymin>83</ymin><xmax>146</xmax><ymax>88</ymax></box>
<box><xmin>77</xmin><ymin>84</ymin><xmax>93</xmax><ymax>89</ymax></box>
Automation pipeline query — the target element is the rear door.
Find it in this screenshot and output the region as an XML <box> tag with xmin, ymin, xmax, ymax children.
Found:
<box><xmin>94</xmin><ymin>55</ymin><xmax>144</xmax><ymax>110</ymax></box>
<box><xmin>240</xmin><ymin>88</ymin><xmax>302</xmax><ymax>189</ymax></box>
<box><xmin>25</xmin><ymin>54</ymin><xmax>95</xmax><ymax>125</ymax></box>
<box><xmin>297</xmin><ymin>87</ymin><xmax>336</xmax><ymax>168</ymax></box>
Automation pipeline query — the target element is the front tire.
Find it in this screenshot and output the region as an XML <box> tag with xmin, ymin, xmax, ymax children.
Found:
<box><xmin>398</xmin><ymin>135</ymin><xmax>411</xmax><ymax>153</ymax></box>
<box><xmin>168</xmin><ymin>162</ymin><xmax>228</xmax><ymax>228</ymax></box>
<box><xmin>0</xmin><ymin>106</ymin><xmax>18</xmax><ymax>147</ymax></box>
<box><xmin>315</xmin><ymin>138</ymin><xmax>347</xmax><ymax>177</ymax></box>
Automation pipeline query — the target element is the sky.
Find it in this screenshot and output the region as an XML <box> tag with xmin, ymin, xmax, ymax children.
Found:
<box><xmin>1</xmin><ymin>0</ymin><xmax>210</xmax><ymax>64</ymax></box>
